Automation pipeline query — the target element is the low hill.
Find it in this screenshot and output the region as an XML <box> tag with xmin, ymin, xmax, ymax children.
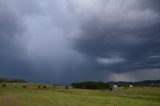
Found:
<box><xmin>107</xmin><ymin>80</ymin><xmax>160</xmax><ymax>87</ymax></box>
<box><xmin>0</xmin><ymin>78</ymin><xmax>27</xmax><ymax>83</ymax></box>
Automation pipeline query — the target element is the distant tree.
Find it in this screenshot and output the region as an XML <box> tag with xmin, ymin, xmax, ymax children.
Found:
<box><xmin>2</xmin><ymin>83</ymin><xmax>6</xmax><ymax>87</ymax></box>
<box><xmin>65</xmin><ymin>86</ymin><xmax>69</xmax><ymax>89</ymax></box>
<box><xmin>124</xmin><ymin>85</ymin><xmax>128</xmax><ymax>89</ymax></box>
<box><xmin>52</xmin><ymin>85</ymin><xmax>56</xmax><ymax>88</ymax></box>
<box><xmin>38</xmin><ymin>85</ymin><xmax>41</xmax><ymax>89</ymax></box>
<box><xmin>109</xmin><ymin>86</ymin><xmax>113</xmax><ymax>91</ymax></box>
<box><xmin>43</xmin><ymin>85</ymin><xmax>47</xmax><ymax>89</ymax></box>
<box><xmin>22</xmin><ymin>85</ymin><xmax>27</xmax><ymax>88</ymax></box>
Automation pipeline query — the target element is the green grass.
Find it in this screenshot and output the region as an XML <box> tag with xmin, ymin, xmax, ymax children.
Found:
<box><xmin>0</xmin><ymin>83</ymin><xmax>160</xmax><ymax>106</ymax></box>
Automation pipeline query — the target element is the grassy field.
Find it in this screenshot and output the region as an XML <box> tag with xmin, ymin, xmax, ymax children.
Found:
<box><xmin>0</xmin><ymin>83</ymin><xmax>160</xmax><ymax>106</ymax></box>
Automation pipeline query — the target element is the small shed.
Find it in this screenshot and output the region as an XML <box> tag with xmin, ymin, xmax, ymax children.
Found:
<box><xmin>113</xmin><ymin>85</ymin><xmax>118</xmax><ymax>88</ymax></box>
<box><xmin>129</xmin><ymin>85</ymin><xmax>133</xmax><ymax>88</ymax></box>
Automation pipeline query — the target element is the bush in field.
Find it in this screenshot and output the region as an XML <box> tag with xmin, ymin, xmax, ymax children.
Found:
<box><xmin>109</xmin><ymin>87</ymin><xmax>113</xmax><ymax>91</ymax></box>
<box><xmin>43</xmin><ymin>85</ymin><xmax>47</xmax><ymax>89</ymax></box>
<box><xmin>65</xmin><ymin>86</ymin><xmax>69</xmax><ymax>89</ymax></box>
<box><xmin>2</xmin><ymin>83</ymin><xmax>6</xmax><ymax>87</ymax></box>
<box><xmin>22</xmin><ymin>85</ymin><xmax>27</xmax><ymax>88</ymax></box>
<box><xmin>52</xmin><ymin>85</ymin><xmax>56</xmax><ymax>88</ymax></box>
<box><xmin>124</xmin><ymin>85</ymin><xmax>128</xmax><ymax>89</ymax></box>
<box><xmin>38</xmin><ymin>85</ymin><xmax>41</xmax><ymax>89</ymax></box>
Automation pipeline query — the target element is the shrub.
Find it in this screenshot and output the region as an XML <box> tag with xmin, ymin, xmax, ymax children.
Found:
<box><xmin>124</xmin><ymin>86</ymin><xmax>128</xmax><ymax>89</ymax></box>
<box><xmin>43</xmin><ymin>85</ymin><xmax>47</xmax><ymax>89</ymax></box>
<box><xmin>65</xmin><ymin>86</ymin><xmax>69</xmax><ymax>89</ymax></box>
<box><xmin>2</xmin><ymin>83</ymin><xmax>6</xmax><ymax>87</ymax></box>
<box><xmin>22</xmin><ymin>85</ymin><xmax>27</xmax><ymax>88</ymax></box>
<box><xmin>109</xmin><ymin>87</ymin><xmax>113</xmax><ymax>91</ymax></box>
<box><xmin>38</xmin><ymin>85</ymin><xmax>41</xmax><ymax>89</ymax></box>
<box><xmin>52</xmin><ymin>85</ymin><xmax>56</xmax><ymax>88</ymax></box>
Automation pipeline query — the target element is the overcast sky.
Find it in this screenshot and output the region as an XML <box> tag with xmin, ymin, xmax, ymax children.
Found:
<box><xmin>0</xmin><ymin>0</ymin><xmax>160</xmax><ymax>84</ymax></box>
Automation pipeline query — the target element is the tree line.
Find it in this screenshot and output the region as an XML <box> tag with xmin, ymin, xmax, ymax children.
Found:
<box><xmin>71</xmin><ymin>81</ymin><xmax>111</xmax><ymax>90</ymax></box>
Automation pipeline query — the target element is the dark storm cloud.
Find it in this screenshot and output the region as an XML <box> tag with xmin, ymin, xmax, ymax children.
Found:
<box><xmin>141</xmin><ymin>0</ymin><xmax>160</xmax><ymax>11</ymax></box>
<box><xmin>69</xmin><ymin>0</ymin><xmax>160</xmax><ymax>72</ymax></box>
<box><xmin>0</xmin><ymin>0</ymin><xmax>160</xmax><ymax>83</ymax></box>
